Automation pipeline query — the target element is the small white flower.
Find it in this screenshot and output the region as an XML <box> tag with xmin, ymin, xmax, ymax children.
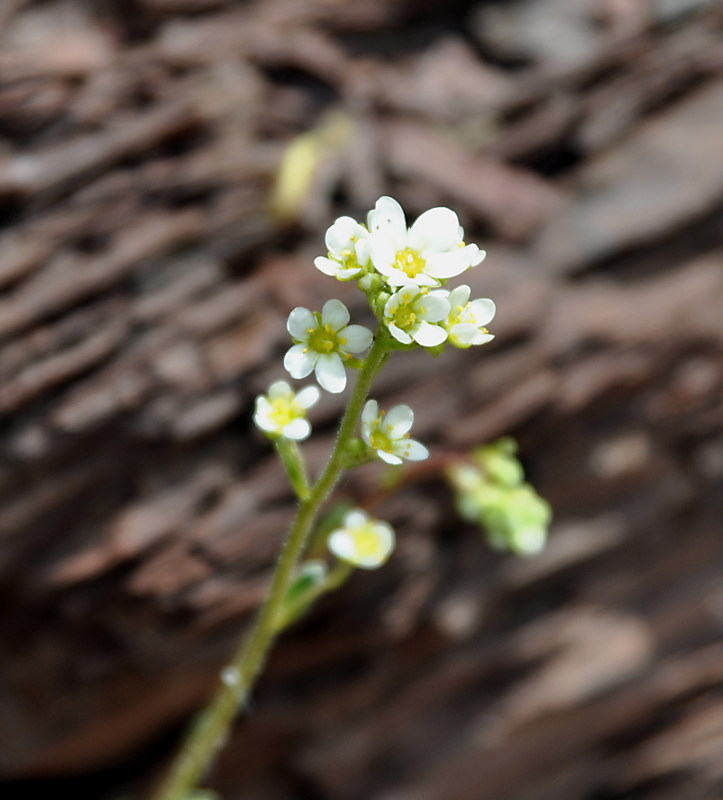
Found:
<box><xmin>367</xmin><ymin>196</ymin><xmax>485</xmax><ymax>288</ymax></box>
<box><xmin>327</xmin><ymin>508</ymin><xmax>395</xmax><ymax>569</ymax></box>
<box><xmin>314</xmin><ymin>216</ymin><xmax>370</xmax><ymax>280</ymax></box>
<box><xmin>434</xmin><ymin>285</ymin><xmax>496</xmax><ymax>348</ymax></box>
<box><xmin>284</xmin><ymin>299</ymin><xmax>373</xmax><ymax>393</ymax></box>
<box><xmin>253</xmin><ymin>380</ymin><xmax>320</xmax><ymax>440</ymax></box>
<box><xmin>383</xmin><ymin>284</ymin><xmax>449</xmax><ymax>347</ymax></box>
<box><xmin>361</xmin><ymin>399</ymin><xmax>429</xmax><ymax>465</ymax></box>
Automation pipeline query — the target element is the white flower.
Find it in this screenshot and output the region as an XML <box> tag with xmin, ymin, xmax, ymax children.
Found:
<box><xmin>253</xmin><ymin>380</ymin><xmax>320</xmax><ymax>440</ymax></box>
<box><xmin>367</xmin><ymin>196</ymin><xmax>485</xmax><ymax>288</ymax></box>
<box><xmin>361</xmin><ymin>400</ymin><xmax>429</xmax><ymax>465</ymax></box>
<box><xmin>314</xmin><ymin>216</ymin><xmax>370</xmax><ymax>280</ymax></box>
<box><xmin>284</xmin><ymin>299</ymin><xmax>373</xmax><ymax>393</ymax></box>
<box><xmin>434</xmin><ymin>285</ymin><xmax>496</xmax><ymax>348</ymax></box>
<box><xmin>383</xmin><ymin>284</ymin><xmax>449</xmax><ymax>347</ymax></box>
<box><xmin>327</xmin><ymin>509</ymin><xmax>395</xmax><ymax>569</ymax></box>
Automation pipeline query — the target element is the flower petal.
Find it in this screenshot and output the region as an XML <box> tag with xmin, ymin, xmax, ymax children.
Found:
<box><xmin>321</xmin><ymin>298</ymin><xmax>350</xmax><ymax>330</ymax></box>
<box><xmin>384</xmin><ymin>404</ymin><xmax>414</xmax><ymax>436</ymax></box>
<box><xmin>314</xmin><ymin>256</ymin><xmax>339</xmax><ymax>276</ymax></box>
<box><xmin>344</xmin><ymin>509</ymin><xmax>369</xmax><ymax>529</ymax></box>
<box><xmin>448</xmin><ymin>284</ymin><xmax>471</xmax><ymax>307</ymax></box>
<box><xmin>368</xmin><ymin>234</ymin><xmax>398</xmax><ymax>274</ymax></box>
<box><xmin>469</xmin><ymin>245</ymin><xmax>487</xmax><ymax>267</ymax></box>
<box><xmin>412</xmin><ymin>320</ymin><xmax>448</xmax><ymax>347</ymax></box>
<box><xmin>284</xmin><ymin>344</ymin><xmax>316</xmax><ymax>379</ymax></box>
<box><xmin>267</xmin><ymin>380</ymin><xmax>291</xmax><ymax>399</ymax></box>
<box><xmin>367</xmin><ymin>196</ymin><xmax>407</xmax><ymax>246</ymax></box>
<box><xmin>355</xmin><ymin>237</ymin><xmax>370</xmax><ymax>266</ymax></box>
<box><xmin>472</xmin><ymin>332</ymin><xmax>495</xmax><ymax>346</ymax></box>
<box><xmin>418</xmin><ymin>293</ymin><xmax>450</xmax><ymax>322</ymax></box>
<box><xmin>371</xmin><ymin>521</ymin><xmax>395</xmax><ymax>550</ymax></box>
<box><xmin>387</xmin><ymin>322</ymin><xmax>413</xmax><ymax>345</ymax></box>
<box><xmin>340</xmin><ymin>324</ymin><xmax>373</xmax><ymax>353</ymax></box>
<box><xmin>287</xmin><ymin>307</ymin><xmax>315</xmax><ymax>340</ymax></box>
<box><xmin>468</xmin><ymin>298</ymin><xmax>496</xmax><ymax>326</ymax></box>
<box><xmin>362</xmin><ymin>399</ymin><xmax>378</xmax><ymax>428</ymax></box>
<box><xmin>253</xmin><ymin>398</ymin><xmax>275</xmax><ymax>432</ymax></box>
<box><xmin>398</xmin><ymin>438</ymin><xmax>429</xmax><ymax>461</ymax></box>
<box><xmin>325</xmin><ymin>216</ymin><xmax>358</xmax><ymax>256</ymax></box>
<box><xmin>328</xmin><ymin>530</ymin><xmax>357</xmax><ymax>562</ymax></box>
<box><xmin>296</xmin><ymin>385</ymin><xmax>320</xmax><ymax>409</ymax></box>
<box><xmin>413</xmin><ymin>272</ymin><xmax>441</xmax><ymax>288</ymax></box>
<box><xmin>378</xmin><ymin>449</ymin><xmax>403</xmax><ymax>465</ymax></box>
<box><xmin>450</xmin><ymin>323</ymin><xmax>481</xmax><ymax>345</ymax></box>
<box><xmin>424</xmin><ymin>249</ymin><xmax>473</xmax><ymax>280</ymax></box>
<box><xmin>315</xmin><ymin>353</ymin><xmax>347</xmax><ymax>393</ymax></box>
<box><xmin>282</xmin><ymin>418</ymin><xmax>311</xmax><ymax>441</ymax></box>
<box><xmin>408</xmin><ymin>207</ymin><xmax>462</xmax><ymax>252</ymax></box>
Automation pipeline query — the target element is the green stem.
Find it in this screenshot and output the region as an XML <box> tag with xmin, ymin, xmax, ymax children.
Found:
<box><xmin>273</xmin><ymin>561</ymin><xmax>353</xmax><ymax>633</ymax></box>
<box><xmin>150</xmin><ymin>334</ymin><xmax>389</xmax><ymax>800</ymax></box>
<box><xmin>274</xmin><ymin>438</ymin><xmax>310</xmax><ymax>500</ymax></box>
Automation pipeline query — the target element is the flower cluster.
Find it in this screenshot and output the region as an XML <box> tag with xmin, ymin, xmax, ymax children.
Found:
<box><xmin>314</xmin><ymin>196</ymin><xmax>495</xmax><ymax>352</ymax></box>
<box><xmin>252</xmin><ymin>197</ymin><xmax>503</xmax><ymax>572</ymax></box>
<box><xmin>446</xmin><ymin>438</ymin><xmax>552</xmax><ymax>556</ymax></box>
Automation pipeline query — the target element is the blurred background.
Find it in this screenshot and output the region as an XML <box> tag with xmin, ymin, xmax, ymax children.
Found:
<box><xmin>1</xmin><ymin>1</ymin><xmax>722</xmax><ymax>798</ymax></box>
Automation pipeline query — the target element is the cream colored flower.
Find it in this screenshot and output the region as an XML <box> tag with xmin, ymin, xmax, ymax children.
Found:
<box><xmin>327</xmin><ymin>509</ymin><xmax>395</xmax><ymax>569</ymax></box>
<box><xmin>433</xmin><ymin>285</ymin><xmax>496</xmax><ymax>347</ymax></box>
<box><xmin>383</xmin><ymin>284</ymin><xmax>449</xmax><ymax>347</ymax></box>
<box><xmin>361</xmin><ymin>400</ymin><xmax>429</xmax><ymax>465</ymax></box>
<box><xmin>284</xmin><ymin>299</ymin><xmax>373</xmax><ymax>393</ymax></box>
<box><xmin>367</xmin><ymin>196</ymin><xmax>485</xmax><ymax>288</ymax></box>
<box><xmin>253</xmin><ymin>381</ymin><xmax>320</xmax><ymax>440</ymax></box>
<box><xmin>314</xmin><ymin>216</ymin><xmax>370</xmax><ymax>280</ymax></box>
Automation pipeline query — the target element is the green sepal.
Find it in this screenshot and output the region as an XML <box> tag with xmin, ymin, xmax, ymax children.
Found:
<box><xmin>340</xmin><ymin>436</ymin><xmax>368</xmax><ymax>468</ymax></box>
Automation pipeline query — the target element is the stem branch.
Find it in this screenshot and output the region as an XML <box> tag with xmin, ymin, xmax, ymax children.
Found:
<box><xmin>150</xmin><ymin>334</ymin><xmax>388</xmax><ymax>800</ymax></box>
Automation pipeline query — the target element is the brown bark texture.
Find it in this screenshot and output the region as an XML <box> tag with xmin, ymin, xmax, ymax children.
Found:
<box><xmin>1</xmin><ymin>1</ymin><xmax>723</xmax><ymax>799</ymax></box>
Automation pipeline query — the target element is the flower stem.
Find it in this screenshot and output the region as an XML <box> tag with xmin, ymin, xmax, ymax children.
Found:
<box><xmin>149</xmin><ymin>333</ymin><xmax>389</xmax><ymax>800</ymax></box>
<box><xmin>274</xmin><ymin>438</ymin><xmax>310</xmax><ymax>500</ymax></box>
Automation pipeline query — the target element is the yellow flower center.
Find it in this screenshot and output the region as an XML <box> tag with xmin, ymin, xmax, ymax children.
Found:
<box><xmin>308</xmin><ymin>324</ymin><xmax>339</xmax><ymax>354</ymax></box>
<box><xmin>394</xmin><ymin>247</ymin><xmax>426</xmax><ymax>278</ymax></box>
<box><xmin>351</xmin><ymin>524</ymin><xmax>386</xmax><ymax>559</ymax></box>
<box><xmin>268</xmin><ymin>398</ymin><xmax>300</xmax><ymax>428</ymax></box>
<box><xmin>449</xmin><ymin>303</ymin><xmax>467</xmax><ymax>327</ymax></box>
<box><xmin>340</xmin><ymin>247</ymin><xmax>360</xmax><ymax>271</ymax></box>
<box><xmin>387</xmin><ymin>291</ymin><xmax>425</xmax><ymax>332</ymax></box>
<box><xmin>369</xmin><ymin>425</ymin><xmax>392</xmax><ymax>453</ymax></box>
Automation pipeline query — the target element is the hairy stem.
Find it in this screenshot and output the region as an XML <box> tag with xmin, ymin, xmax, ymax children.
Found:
<box><xmin>274</xmin><ymin>438</ymin><xmax>310</xmax><ymax>500</ymax></box>
<box><xmin>150</xmin><ymin>334</ymin><xmax>388</xmax><ymax>800</ymax></box>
